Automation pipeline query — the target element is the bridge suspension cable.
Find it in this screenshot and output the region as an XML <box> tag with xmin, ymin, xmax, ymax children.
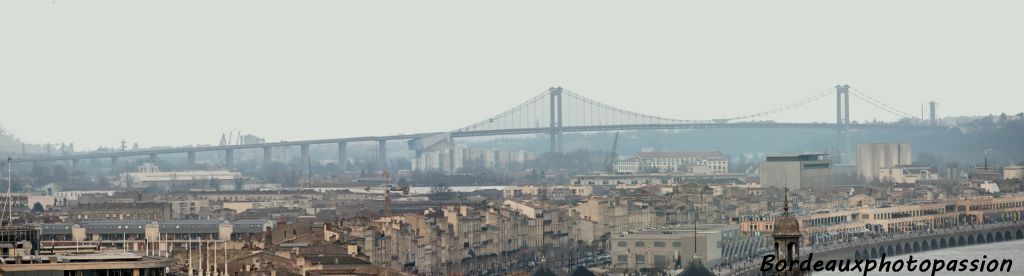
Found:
<box><xmin>560</xmin><ymin>89</ymin><xmax>710</xmax><ymax>125</ymax></box>
<box><xmin>454</xmin><ymin>85</ymin><xmax>923</xmax><ymax>133</ymax></box>
<box><xmin>849</xmin><ymin>88</ymin><xmax>920</xmax><ymax>120</ymax></box>
<box><xmin>721</xmin><ymin>88</ymin><xmax>834</xmax><ymax>122</ymax></box>
<box><xmin>455</xmin><ymin>88</ymin><xmax>714</xmax><ymax>132</ymax></box>
<box><xmin>455</xmin><ymin>91</ymin><xmax>549</xmax><ymax>132</ymax></box>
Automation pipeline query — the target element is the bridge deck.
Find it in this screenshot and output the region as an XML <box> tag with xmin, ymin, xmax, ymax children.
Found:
<box><xmin>10</xmin><ymin>123</ymin><xmax>939</xmax><ymax>163</ymax></box>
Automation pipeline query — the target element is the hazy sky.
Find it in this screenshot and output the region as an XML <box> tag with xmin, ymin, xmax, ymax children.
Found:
<box><xmin>2</xmin><ymin>1</ymin><xmax>1022</xmax><ymax>150</ymax></box>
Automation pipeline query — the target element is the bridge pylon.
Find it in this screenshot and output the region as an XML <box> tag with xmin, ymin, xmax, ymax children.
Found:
<box><xmin>377</xmin><ymin>140</ymin><xmax>388</xmax><ymax>173</ymax></box>
<box><xmin>836</xmin><ymin>84</ymin><xmax>852</xmax><ymax>163</ymax></box>
<box><xmin>548</xmin><ymin>87</ymin><xmax>564</xmax><ymax>154</ymax></box>
<box><xmin>337</xmin><ymin>142</ymin><xmax>347</xmax><ymax>172</ymax></box>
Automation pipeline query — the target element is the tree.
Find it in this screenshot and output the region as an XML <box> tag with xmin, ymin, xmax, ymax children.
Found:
<box><xmin>649</xmin><ymin>263</ymin><xmax>667</xmax><ymax>276</ymax></box>
<box><xmin>285</xmin><ymin>170</ymin><xmax>299</xmax><ymax>187</ymax></box>
<box><xmin>31</xmin><ymin>202</ymin><xmax>44</xmax><ymax>213</ymax></box>
<box><xmin>30</xmin><ymin>165</ymin><xmax>52</xmax><ymax>185</ymax></box>
<box><xmin>52</xmin><ymin>165</ymin><xmax>69</xmax><ymax>182</ymax></box>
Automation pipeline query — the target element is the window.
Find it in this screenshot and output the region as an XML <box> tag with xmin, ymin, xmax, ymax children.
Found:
<box><xmin>654</xmin><ymin>255</ymin><xmax>668</xmax><ymax>266</ymax></box>
<box><xmin>617</xmin><ymin>241</ymin><xmax>627</xmax><ymax>247</ymax></box>
<box><xmin>635</xmin><ymin>254</ymin><xmax>646</xmax><ymax>264</ymax></box>
<box><xmin>635</xmin><ymin>241</ymin><xmax>645</xmax><ymax>247</ymax></box>
<box><xmin>672</xmin><ymin>241</ymin><xmax>682</xmax><ymax>247</ymax></box>
<box><xmin>617</xmin><ymin>255</ymin><xmax>628</xmax><ymax>263</ymax></box>
<box><xmin>654</xmin><ymin>241</ymin><xmax>666</xmax><ymax>247</ymax></box>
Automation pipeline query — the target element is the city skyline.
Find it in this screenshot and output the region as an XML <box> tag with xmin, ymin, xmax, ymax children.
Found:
<box><xmin>3</xmin><ymin>2</ymin><xmax>1024</xmax><ymax>276</ymax></box>
<box><xmin>2</xmin><ymin>1</ymin><xmax>1023</xmax><ymax>149</ymax></box>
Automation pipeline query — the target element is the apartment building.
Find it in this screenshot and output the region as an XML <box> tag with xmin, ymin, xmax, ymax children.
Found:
<box><xmin>609</xmin><ymin>224</ymin><xmax>740</xmax><ymax>273</ymax></box>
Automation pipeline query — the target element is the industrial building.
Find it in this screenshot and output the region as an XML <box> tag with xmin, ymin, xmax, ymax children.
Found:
<box><xmin>857</xmin><ymin>143</ymin><xmax>913</xmax><ymax>182</ymax></box>
<box><xmin>759</xmin><ymin>153</ymin><xmax>832</xmax><ymax>190</ymax></box>
<box><xmin>877</xmin><ymin>165</ymin><xmax>938</xmax><ymax>184</ymax></box>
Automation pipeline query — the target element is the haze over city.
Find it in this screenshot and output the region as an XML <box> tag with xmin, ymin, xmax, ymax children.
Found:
<box><xmin>2</xmin><ymin>1</ymin><xmax>1023</xmax><ymax>149</ymax></box>
<box><xmin>2</xmin><ymin>2</ymin><xmax>1024</xmax><ymax>276</ymax></box>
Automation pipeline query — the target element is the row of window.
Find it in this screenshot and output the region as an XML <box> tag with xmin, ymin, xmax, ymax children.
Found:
<box><xmin>748</xmin><ymin>224</ymin><xmax>775</xmax><ymax>231</ymax></box>
<box><xmin>968</xmin><ymin>201</ymin><xmax>1024</xmax><ymax>211</ymax></box>
<box><xmin>872</xmin><ymin>207</ymin><xmax>946</xmax><ymax>220</ymax></box>
<box><xmin>616</xmin><ymin>240</ymin><xmax>682</xmax><ymax>248</ymax></box>
<box><xmin>616</xmin><ymin>254</ymin><xmax>671</xmax><ymax>265</ymax></box>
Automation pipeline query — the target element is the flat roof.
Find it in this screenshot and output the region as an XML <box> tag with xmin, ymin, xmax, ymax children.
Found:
<box><xmin>0</xmin><ymin>254</ymin><xmax>173</xmax><ymax>272</ymax></box>
<box><xmin>766</xmin><ymin>153</ymin><xmax>830</xmax><ymax>162</ymax></box>
<box><xmin>766</xmin><ymin>153</ymin><xmax>829</xmax><ymax>158</ymax></box>
<box><xmin>634</xmin><ymin>151</ymin><xmax>725</xmax><ymax>159</ymax></box>
<box><xmin>617</xmin><ymin>224</ymin><xmax>736</xmax><ymax>235</ymax></box>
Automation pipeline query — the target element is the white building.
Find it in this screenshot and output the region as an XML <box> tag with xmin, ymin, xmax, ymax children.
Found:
<box><xmin>615</xmin><ymin>151</ymin><xmax>728</xmax><ymax>175</ymax></box>
<box><xmin>1004</xmin><ymin>165</ymin><xmax>1024</xmax><ymax>179</ymax></box>
<box><xmin>117</xmin><ymin>163</ymin><xmax>242</xmax><ymax>190</ymax></box>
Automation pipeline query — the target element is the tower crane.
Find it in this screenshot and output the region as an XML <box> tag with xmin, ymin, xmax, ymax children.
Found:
<box><xmin>363</xmin><ymin>172</ymin><xmax>410</xmax><ymax>217</ymax></box>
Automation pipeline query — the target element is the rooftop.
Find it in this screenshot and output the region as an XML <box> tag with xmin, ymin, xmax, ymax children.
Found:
<box><xmin>0</xmin><ymin>254</ymin><xmax>172</xmax><ymax>272</ymax></box>
<box><xmin>618</xmin><ymin>224</ymin><xmax>734</xmax><ymax>236</ymax></box>
<box><xmin>159</xmin><ymin>220</ymin><xmax>223</xmax><ymax>233</ymax></box>
<box><xmin>634</xmin><ymin>151</ymin><xmax>725</xmax><ymax>159</ymax></box>
<box><xmin>766</xmin><ymin>153</ymin><xmax>829</xmax><ymax>162</ymax></box>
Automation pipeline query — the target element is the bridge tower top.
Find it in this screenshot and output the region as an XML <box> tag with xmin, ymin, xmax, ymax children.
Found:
<box><xmin>836</xmin><ymin>84</ymin><xmax>851</xmax><ymax>126</ymax></box>
<box><xmin>836</xmin><ymin>84</ymin><xmax>852</xmax><ymax>163</ymax></box>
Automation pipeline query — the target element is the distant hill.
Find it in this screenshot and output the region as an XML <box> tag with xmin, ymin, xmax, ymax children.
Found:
<box><xmin>464</xmin><ymin>113</ymin><xmax>1024</xmax><ymax>168</ymax></box>
<box><xmin>0</xmin><ymin>124</ymin><xmax>38</xmax><ymax>157</ymax></box>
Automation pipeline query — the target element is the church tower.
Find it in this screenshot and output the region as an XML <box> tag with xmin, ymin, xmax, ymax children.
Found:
<box><xmin>772</xmin><ymin>188</ymin><xmax>803</xmax><ymax>276</ymax></box>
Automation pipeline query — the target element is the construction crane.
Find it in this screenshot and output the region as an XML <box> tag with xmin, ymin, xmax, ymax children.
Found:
<box><xmin>4</xmin><ymin>157</ymin><xmax>13</xmax><ymax>225</ymax></box>
<box><xmin>606</xmin><ymin>132</ymin><xmax>619</xmax><ymax>173</ymax></box>
<box><xmin>363</xmin><ymin>172</ymin><xmax>410</xmax><ymax>217</ymax></box>
<box><xmin>382</xmin><ymin>172</ymin><xmax>392</xmax><ymax>217</ymax></box>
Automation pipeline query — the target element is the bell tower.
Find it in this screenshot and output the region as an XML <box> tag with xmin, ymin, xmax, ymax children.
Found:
<box><xmin>772</xmin><ymin>188</ymin><xmax>804</xmax><ymax>275</ymax></box>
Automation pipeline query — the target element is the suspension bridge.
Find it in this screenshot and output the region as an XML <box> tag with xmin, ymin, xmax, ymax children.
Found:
<box><xmin>8</xmin><ymin>85</ymin><xmax>941</xmax><ymax>171</ymax></box>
